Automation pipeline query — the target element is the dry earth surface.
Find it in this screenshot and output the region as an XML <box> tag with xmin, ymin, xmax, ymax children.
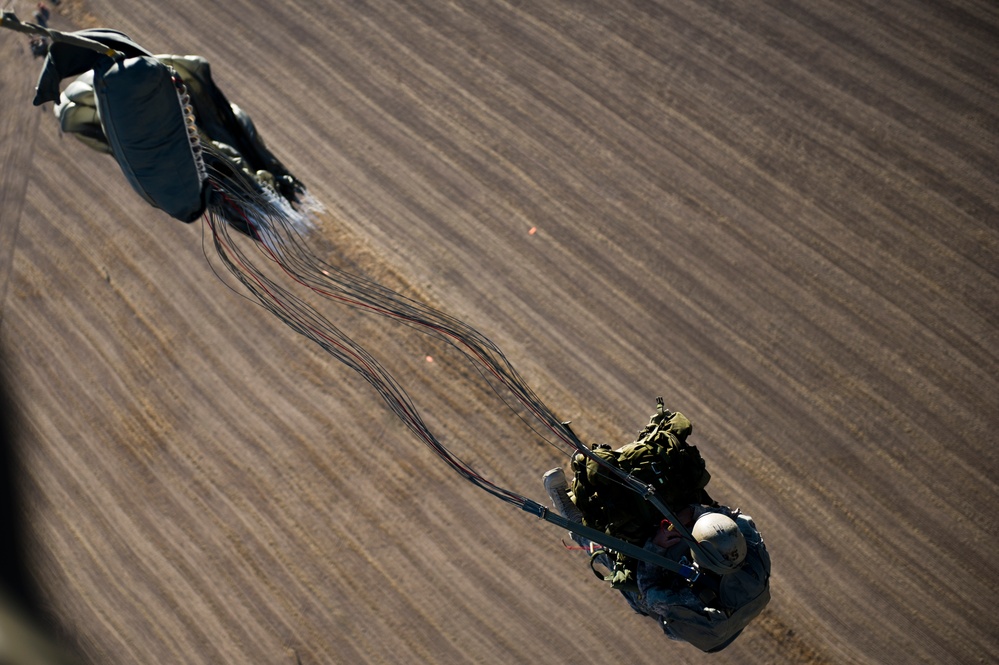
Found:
<box><xmin>1</xmin><ymin>1</ymin><xmax>997</xmax><ymax>663</ymax></box>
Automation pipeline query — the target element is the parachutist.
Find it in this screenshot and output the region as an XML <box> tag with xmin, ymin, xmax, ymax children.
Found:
<box><xmin>543</xmin><ymin>402</ymin><xmax>771</xmax><ymax>653</ymax></box>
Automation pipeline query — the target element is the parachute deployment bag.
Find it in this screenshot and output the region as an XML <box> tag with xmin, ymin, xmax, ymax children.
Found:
<box><xmin>93</xmin><ymin>55</ymin><xmax>207</xmax><ymax>222</ymax></box>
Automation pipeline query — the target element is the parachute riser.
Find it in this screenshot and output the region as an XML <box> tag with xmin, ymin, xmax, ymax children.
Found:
<box><xmin>522</xmin><ymin>498</ymin><xmax>700</xmax><ymax>584</ymax></box>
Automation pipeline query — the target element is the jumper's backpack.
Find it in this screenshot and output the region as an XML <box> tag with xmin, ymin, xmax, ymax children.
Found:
<box><xmin>570</xmin><ymin>399</ymin><xmax>712</xmax><ymax>590</ymax></box>
<box><xmin>571</xmin><ymin>399</ymin><xmax>712</xmax><ymax>547</ymax></box>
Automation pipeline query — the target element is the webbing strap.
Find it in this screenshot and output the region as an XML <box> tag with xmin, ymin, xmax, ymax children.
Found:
<box><xmin>1</xmin><ymin>11</ymin><xmax>122</xmax><ymax>56</ymax></box>
<box><xmin>521</xmin><ymin>499</ymin><xmax>700</xmax><ymax>583</ymax></box>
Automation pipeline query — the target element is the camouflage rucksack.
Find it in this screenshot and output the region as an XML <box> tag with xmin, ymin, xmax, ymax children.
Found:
<box><xmin>570</xmin><ymin>398</ymin><xmax>712</xmax><ymax>547</ymax></box>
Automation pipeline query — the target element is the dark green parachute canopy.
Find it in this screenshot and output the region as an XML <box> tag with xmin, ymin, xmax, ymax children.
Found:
<box><xmin>27</xmin><ymin>25</ymin><xmax>303</xmax><ymax>224</ymax></box>
<box><xmin>96</xmin><ymin>54</ymin><xmax>207</xmax><ymax>222</ymax></box>
<box><xmin>34</xmin><ymin>29</ymin><xmax>206</xmax><ymax>222</ymax></box>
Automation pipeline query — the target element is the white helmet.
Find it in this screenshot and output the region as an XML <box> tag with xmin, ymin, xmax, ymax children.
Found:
<box><xmin>691</xmin><ymin>512</ymin><xmax>747</xmax><ymax>575</ymax></box>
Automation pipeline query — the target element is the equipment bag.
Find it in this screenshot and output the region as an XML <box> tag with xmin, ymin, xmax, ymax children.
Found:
<box><xmin>570</xmin><ymin>398</ymin><xmax>711</xmax><ymax>546</ymax></box>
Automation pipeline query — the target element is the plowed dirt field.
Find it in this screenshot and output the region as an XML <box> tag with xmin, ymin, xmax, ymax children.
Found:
<box><xmin>1</xmin><ymin>1</ymin><xmax>996</xmax><ymax>663</ymax></box>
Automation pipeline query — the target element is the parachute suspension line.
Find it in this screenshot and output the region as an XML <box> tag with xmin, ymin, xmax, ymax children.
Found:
<box><xmin>197</xmin><ymin>161</ymin><xmax>583</xmax><ymax>461</ymax></box>
<box><xmin>199</xmin><ymin>161</ymin><xmax>697</xmax><ymax>560</ymax></box>
<box><xmin>3</xmin><ymin>6</ymin><xmax>690</xmax><ymax>565</ymax></box>
<box><xmin>249</xmin><ymin>213</ymin><xmax>579</xmax><ymax>452</ymax></box>
<box><xmin>202</xmin><ymin>194</ymin><xmax>525</xmax><ymax>507</ymax></box>
<box><xmin>253</xmin><ymin>212</ymin><xmax>595</xmax><ymax>501</ymax></box>
<box><xmin>198</xmin><ymin>154</ymin><xmax>669</xmax><ymax>524</ymax></box>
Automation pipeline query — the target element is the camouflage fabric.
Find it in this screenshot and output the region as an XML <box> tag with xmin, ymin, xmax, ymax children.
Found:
<box><xmin>571</xmin><ymin>408</ymin><xmax>712</xmax><ymax>546</ymax></box>
<box><xmin>623</xmin><ymin>508</ymin><xmax>771</xmax><ymax>653</ymax></box>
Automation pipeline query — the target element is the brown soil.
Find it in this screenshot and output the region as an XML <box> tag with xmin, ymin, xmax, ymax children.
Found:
<box><xmin>1</xmin><ymin>1</ymin><xmax>996</xmax><ymax>663</ymax></box>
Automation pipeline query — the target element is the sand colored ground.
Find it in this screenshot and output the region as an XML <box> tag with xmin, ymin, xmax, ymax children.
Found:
<box><xmin>1</xmin><ymin>1</ymin><xmax>996</xmax><ymax>663</ymax></box>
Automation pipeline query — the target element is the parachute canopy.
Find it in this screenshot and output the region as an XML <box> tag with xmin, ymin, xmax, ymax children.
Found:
<box><xmin>34</xmin><ymin>29</ymin><xmax>207</xmax><ymax>221</ymax></box>
<box><xmin>20</xmin><ymin>21</ymin><xmax>304</xmax><ymax>224</ymax></box>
